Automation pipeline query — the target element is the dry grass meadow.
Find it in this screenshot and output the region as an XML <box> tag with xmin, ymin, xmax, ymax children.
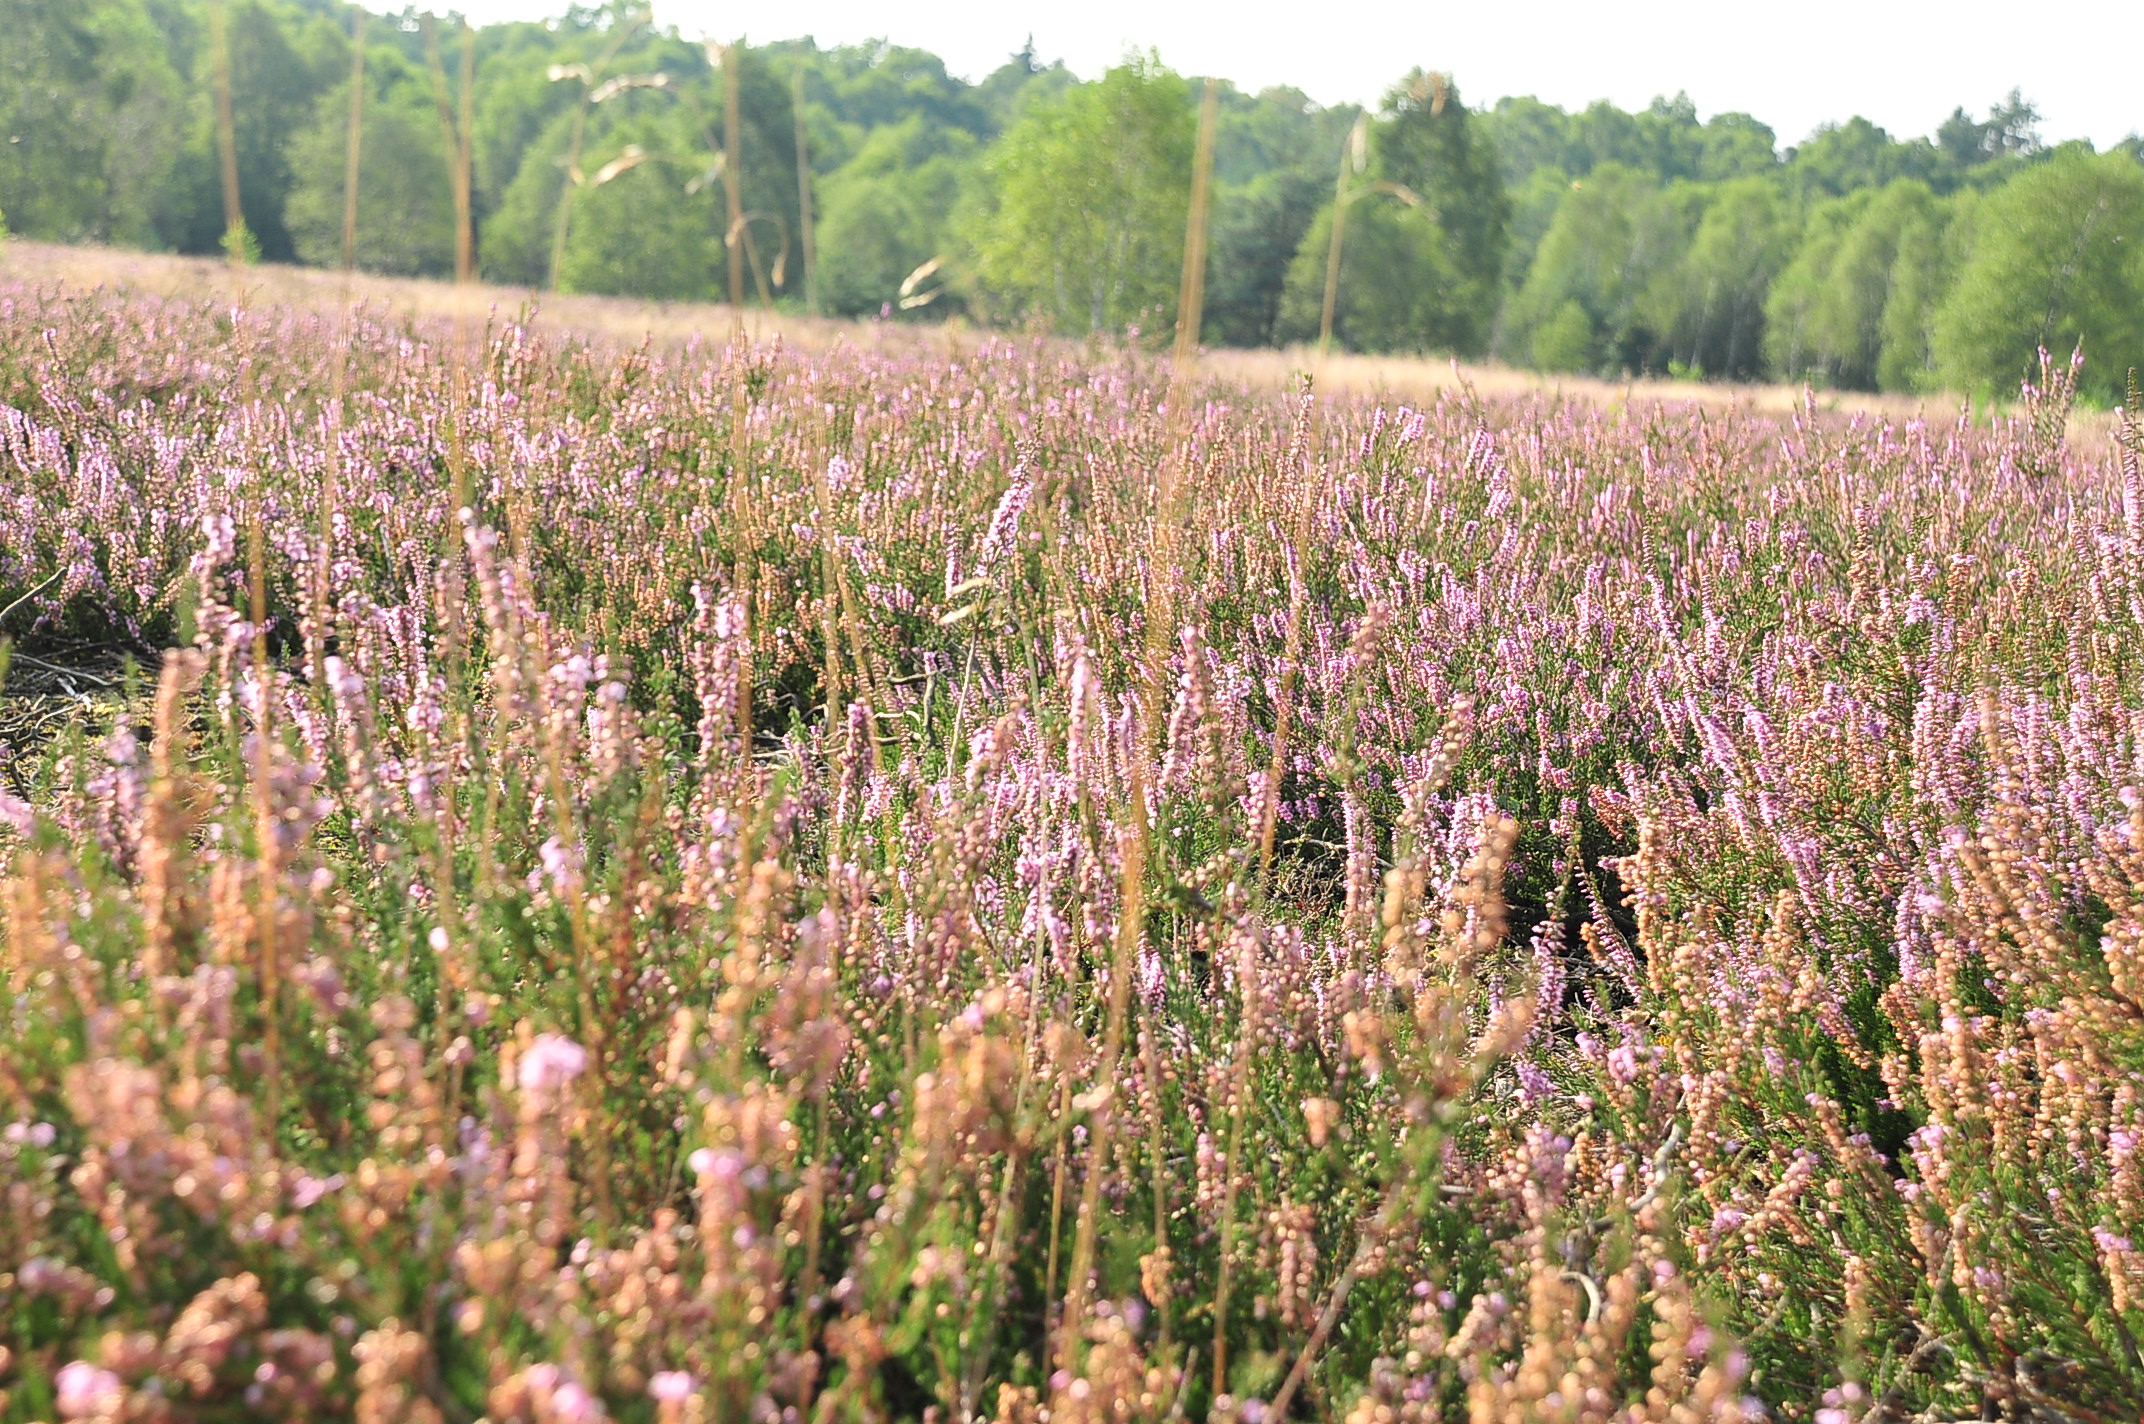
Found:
<box><xmin>0</xmin><ymin>239</ymin><xmax>1953</xmax><ymax>420</ymax></box>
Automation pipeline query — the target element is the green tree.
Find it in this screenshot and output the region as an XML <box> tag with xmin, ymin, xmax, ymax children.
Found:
<box><xmin>1276</xmin><ymin>196</ymin><xmax>1467</xmax><ymax>354</ymax></box>
<box><xmin>1765</xmin><ymin>190</ymin><xmax>1872</xmax><ymax>381</ymax></box>
<box><xmin>1566</xmin><ymin>99</ymin><xmax>1652</xmax><ymax>176</ymax></box>
<box><xmin>1274</xmin><ymin>72</ymin><xmax>1508</xmax><ymax>357</ymax></box>
<box><xmin>815</xmin><ymin>117</ymin><xmax>976</xmax><ymax>317</ymax></box>
<box><xmin>283</xmin><ymin>58</ymin><xmax>456</xmax><ymax>277</ymax></box>
<box><xmin>481</xmin><ymin>103</ymin><xmax>574</xmax><ymax>286</ymax></box>
<box><xmin>1938</xmin><ymin>90</ymin><xmax>2049</xmax><ymax>177</ymax></box>
<box><xmin>1787</xmin><ymin>116</ymin><xmax>1945</xmax><ymax>199</ymax></box>
<box><xmin>775</xmin><ymin>39</ymin><xmax>989</xmax><ymax>142</ymax></box>
<box><xmin>1499</xmin><ymin>165</ymin><xmax>1570</xmax><ymax>287</ymax></box>
<box><xmin>1482</xmin><ymin>94</ymin><xmax>1776</xmax><ymax>188</ymax></box>
<box><xmin>1815</xmin><ymin>180</ymin><xmax>1944</xmax><ymax>389</ymax></box>
<box><xmin>480</xmin><ymin>31</ymin><xmax>802</xmax><ymax>302</ymax></box>
<box><xmin>1199</xmin><ymin>84</ymin><xmax>1356</xmax><ymax>347</ymax></box>
<box><xmin>469</xmin><ymin>17</ymin><xmax>591</xmax><ymax>221</ymax></box>
<box><xmin>1695</xmin><ymin>113</ymin><xmax>1778</xmax><ymax>180</ymax></box>
<box><xmin>1877</xmin><ymin>188</ymin><xmax>1971</xmax><ymax>393</ymax></box>
<box><xmin>1643</xmin><ymin>176</ymin><xmax>1793</xmax><ymax>378</ymax></box>
<box><xmin>1204</xmin><ymin>166</ymin><xmax>1325</xmax><ymax>347</ymax></box>
<box><xmin>165</xmin><ymin>0</ymin><xmax>344</xmax><ymax>262</ymax></box>
<box><xmin>970</xmin><ymin>40</ymin><xmax>1075</xmax><ymax>135</ymax></box>
<box><xmin>556</xmin><ymin>142</ymin><xmax>721</xmax><ymax>301</ymax></box>
<box><xmin>1373</xmin><ymin>71</ymin><xmax>1509</xmax><ymax>339</ymax></box>
<box><xmin>1932</xmin><ymin>147</ymin><xmax>2144</xmax><ymax>402</ymax></box>
<box><xmin>962</xmin><ymin>56</ymin><xmax>1193</xmax><ymax>336</ymax></box>
<box><xmin>1478</xmin><ymin>95</ymin><xmax>1571</xmax><ymax>186</ymax></box>
<box><xmin>0</xmin><ymin>0</ymin><xmax>185</xmax><ymax>247</ymax></box>
<box><xmin>1767</xmin><ymin>181</ymin><xmax>1950</xmax><ymax>388</ymax></box>
<box><xmin>1503</xmin><ymin>164</ymin><xmax>1664</xmax><ymax>372</ymax></box>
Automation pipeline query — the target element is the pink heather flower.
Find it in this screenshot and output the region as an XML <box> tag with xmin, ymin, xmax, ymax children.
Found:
<box><xmin>0</xmin><ymin>784</ymin><xmax>32</xmax><ymax>838</ymax></box>
<box><xmin>1606</xmin><ymin>1045</ymin><xmax>1640</xmax><ymax>1083</ymax></box>
<box><xmin>519</xmin><ymin>1034</ymin><xmax>588</xmax><ymax>1094</ymax></box>
<box><xmin>290</xmin><ymin>1172</ymin><xmax>344</xmax><ymax>1209</ymax></box>
<box><xmin>548</xmin><ymin>1381</ymin><xmax>603</xmax><ymax>1423</ymax></box>
<box><xmin>536</xmin><ymin>836</ymin><xmax>583</xmax><ymax>896</ymax></box>
<box><xmin>976</xmin><ymin>461</ymin><xmax>1033</xmax><ymax>573</ymax></box>
<box><xmin>648</xmin><ymin>1372</ymin><xmax>696</xmax><ymax>1402</ymax></box>
<box><xmin>56</xmin><ymin>1361</ymin><xmax>124</xmax><ymax>1419</ymax></box>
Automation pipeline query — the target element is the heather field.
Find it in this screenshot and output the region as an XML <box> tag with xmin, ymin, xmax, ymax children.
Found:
<box><xmin>4</xmin><ymin>280</ymin><xmax>2144</xmax><ymax>1424</ymax></box>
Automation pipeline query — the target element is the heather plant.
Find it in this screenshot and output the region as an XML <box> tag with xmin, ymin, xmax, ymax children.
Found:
<box><xmin>1</xmin><ymin>283</ymin><xmax>2142</xmax><ymax>1424</ymax></box>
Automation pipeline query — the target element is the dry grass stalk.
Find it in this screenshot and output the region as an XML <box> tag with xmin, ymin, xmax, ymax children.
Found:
<box><xmin>721</xmin><ymin>41</ymin><xmax>746</xmax><ymax>321</ymax></box>
<box><xmin>1173</xmin><ymin>78</ymin><xmax>1220</xmax><ymax>372</ymax></box>
<box><xmin>456</xmin><ymin>21</ymin><xmax>475</xmax><ymax>283</ymax></box>
<box><xmin>545</xmin><ymin>12</ymin><xmax>648</xmax><ymax>292</ymax></box>
<box><xmin>793</xmin><ymin>63</ymin><xmax>818</xmax><ymax>315</ymax></box>
<box><xmin>1318</xmin><ymin>115</ymin><xmax>1368</xmax><ymax>358</ymax></box>
<box><xmin>139</xmin><ymin>653</ymin><xmax>206</xmax><ymax>989</ymax></box>
<box><xmin>246</xmin><ymin>515</ymin><xmax>280</xmax><ymax>1137</ymax></box>
<box><xmin>207</xmin><ymin>0</ymin><xmax>245</xmax><ymax>269</ymax></box>
<box><xmin>420</xmin><ymin>13</ymin><xmax>477</xmax><ymax>287</ymax></box>
<box><xmin>340</xmin><ymin>10</ymin><xmax>366</xmax><ymax>275</ymax></box>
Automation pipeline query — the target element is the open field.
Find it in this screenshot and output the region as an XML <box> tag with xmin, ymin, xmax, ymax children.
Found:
<box><xmin>1</xmin><ymin>269</ymin><xmax>2143</xmax><ymax>1424</ymax></box>
<box><xmin>0</xmin><ymin>241</ymin><xmax>1960</xmax><ymax>421</ymax></box>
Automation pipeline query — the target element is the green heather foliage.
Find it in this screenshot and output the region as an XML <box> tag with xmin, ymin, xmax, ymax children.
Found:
<box><xmin>3</xmin><ymin>0</ymin><xmax>2144</xmax><ymax>390</ymax></box>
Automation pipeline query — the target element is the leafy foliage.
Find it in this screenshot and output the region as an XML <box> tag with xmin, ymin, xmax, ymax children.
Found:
<box><xmin>4</xmin><ymin>1</ymin><xmax>2144</xmax><ymax>392</ymax></box>
<box><xmin>961</xmin><ymin>57</ymin><xmax>1194</xmax><ymax>335</ymax></box>
<box><xmin>282</xmin><ymin>64</ymin><xmax>455</xmax><ymax>277</ymax></box>
<box><xmin>1931</xmin><ymin>147</ymin><xmax>2144</xmax><ymax>402</ymax></box>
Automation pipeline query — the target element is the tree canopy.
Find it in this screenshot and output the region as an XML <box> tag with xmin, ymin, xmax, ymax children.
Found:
<box><xmin>4</xmin><ymin>0</ymin><xmax>2142</xmax><ymax>397</ymax></box>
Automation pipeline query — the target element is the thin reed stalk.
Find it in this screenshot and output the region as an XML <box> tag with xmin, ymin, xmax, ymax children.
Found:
<box><xmin>457</xmin><ymin>20</ymin><xmax>476</xmax><ymax>282</ymax></box>
<box><xmin>721</xmin><ymin>41</ymin><xmax>746</xmax><ymax>321</ymax></box>
<box><xmin>1173</xmin><ymin>78</ymin><xmax>1220</xmax><ymax>373</ymax></box>
<box><xmin>420</xmin><ymin>13</ymin><xmax>477</xmax><ymax>286</ymax></box>
<box><xmin>793</xmin><ymin>63</ymin><xmax>818</xmax><ymax>316</ymax></box>
<box><xmin>339</xmin><ymin>10</ymin><xmax>366</xmax><ymax>274</ymax></box>
<box><xmin>207</xmin><ymin>0</ymin><xmax>245</xmax><ymax>268</ymax></box>
<box><xmin>246</xmin><ymin>515</ymin><xmax>280</xmax><ymax>1138</ymax></box>
<box><xmin>1318</xmin><ymin>115</ymin><xmax>1368</xmax><ymax>358</ymax></box>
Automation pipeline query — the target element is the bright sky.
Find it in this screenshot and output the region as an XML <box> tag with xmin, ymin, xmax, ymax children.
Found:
<box><xmin>447</xmin><ymin>0</ymin><xmax>2143</xmax><ymax>150</ymax></box>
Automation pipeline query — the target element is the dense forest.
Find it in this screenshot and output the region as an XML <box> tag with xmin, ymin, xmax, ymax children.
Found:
<box><xmin>6</xmin><ymin>0</ymin><xmax>2144</xmax><ymax>397</ymax></box>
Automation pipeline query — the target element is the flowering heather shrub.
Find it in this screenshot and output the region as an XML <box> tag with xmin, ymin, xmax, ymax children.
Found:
<box><xmin>0</xmin><ymin>287</ymin><xmax>2141</xmax><ymax>1423</ymax></box>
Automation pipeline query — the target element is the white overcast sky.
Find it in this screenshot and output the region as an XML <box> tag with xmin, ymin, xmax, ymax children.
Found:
<box><xmin>445</xmin><ymin>0</ymin><xmax>2142</xmax><ymax>150</ymax></box>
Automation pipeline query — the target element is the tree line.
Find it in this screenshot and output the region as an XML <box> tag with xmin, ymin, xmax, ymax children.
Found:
<box><xmin>7</xmin><ymin>0</ymin><xmax>2144</xmax><ymax>399</ymax></box>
